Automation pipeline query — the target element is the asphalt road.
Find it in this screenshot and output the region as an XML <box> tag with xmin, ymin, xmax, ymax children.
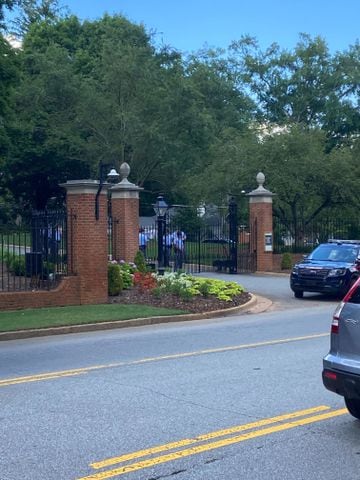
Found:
<box><xmin>198</xmin><ymin>271</ymin><xmax>341</xmax><ymax>311</ymax></box>
<box><xmin>1</xmin><ymin>274</ymin><xmax>358</xmax><ymax>480</ymax></box>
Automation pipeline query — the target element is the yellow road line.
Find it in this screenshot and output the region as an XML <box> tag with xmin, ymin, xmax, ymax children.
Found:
<box><xmin>77</xmin><ymin>408</ymin><xmax>347</xmax><ymax>480</ymax></box>
<box><xmin>0</xmin><ymin>371</ymin><xmax>87</xmax><ymax>386</ymax></box>
<box><xmin>91</xmin><ymin>405</ymin><xmax>330</xmax><ymax>469</ymax></box>
<box><xmin>0</xmin><ymin>333</ymin><xmax>328</xmax><ymax>387</ymax></box>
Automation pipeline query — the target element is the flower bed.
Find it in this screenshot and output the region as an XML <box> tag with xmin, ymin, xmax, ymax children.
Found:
<box><xmin>108</xmin><ymin>260</ymin><xmax>251</xmax><ymax>313</ymax></box>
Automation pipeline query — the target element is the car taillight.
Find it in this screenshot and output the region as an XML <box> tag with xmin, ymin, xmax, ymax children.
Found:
<box><xmin>323</xmin><ymin>370</ymin><xmax>337</xmax><ymax>380</ymax></box>
<box><xmin>331</xmin><ymin>301</ymin><xmax>345</xmax><ymax>334</ymax></box>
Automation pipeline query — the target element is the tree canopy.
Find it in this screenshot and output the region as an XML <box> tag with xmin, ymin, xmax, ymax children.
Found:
<box><xmin>0</xmin><ymin>7</ymin><xmax>359</xmax><ymax>223</ymax></box>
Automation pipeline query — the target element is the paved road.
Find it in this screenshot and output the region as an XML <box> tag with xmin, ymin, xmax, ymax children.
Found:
<box><xmin>197</xmin><ymin>271</ymin><xmax>340</xmax><ymax>312</ymax></box>
<box><xmin>1</xmin><ymin>274</ymin><xmax>356</xmax><ymax>480</ymax></box>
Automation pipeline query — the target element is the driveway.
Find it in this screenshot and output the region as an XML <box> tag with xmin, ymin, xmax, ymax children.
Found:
<box><xmin>197</xmin><ymin>271</ymin><xmax>340</xmax><ymax>311</ymax></box>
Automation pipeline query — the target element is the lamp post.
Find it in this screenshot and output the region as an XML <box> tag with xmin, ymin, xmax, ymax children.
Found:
<box><xmin>153</xmin><ymin>195</ymin><xmax>169</xmax><ymax>275</ymax></box>
<box><xmin>95</xmin><ymin>163</ymin><xmax>120</xmax><ymax>220</ymax></box>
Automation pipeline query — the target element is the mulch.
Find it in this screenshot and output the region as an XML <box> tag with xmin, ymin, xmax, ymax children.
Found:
<box><xmin>109</xmin><ymin>287</ymin><xmax>252</xmax><ymax>313</ymax></box>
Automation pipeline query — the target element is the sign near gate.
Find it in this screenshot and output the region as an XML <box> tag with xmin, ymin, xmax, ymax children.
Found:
<box><xmin>265</xmin><ymin>232</ymin><xmax>273</xmax><ymax>252</ymax></box>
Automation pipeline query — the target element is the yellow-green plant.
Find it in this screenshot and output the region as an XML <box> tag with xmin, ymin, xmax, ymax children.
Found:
<box><xmin>153</xmin><ymin>272</ymin><xmax>244</xmax><ymax>302</ymax></box>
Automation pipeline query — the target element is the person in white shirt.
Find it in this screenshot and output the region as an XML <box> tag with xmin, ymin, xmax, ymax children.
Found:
<box><xmin>173</xmin><ymin>230</ymin><xmax>186</xmax><ymax>271</ymax></box>
<box><xmin>139</xmin><ymin>228</ymin><xmax>150</xmax><ymax>257</ymax></box>
<box><xmin>164</xmin><ymin>232</ymin><xmax>173</xmax><ymax>267</ymax></box>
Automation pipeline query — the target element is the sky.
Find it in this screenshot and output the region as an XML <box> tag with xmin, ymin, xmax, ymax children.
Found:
<box><xmin>62</xmin><ymin>0</ymin><xmax>360</xmax><ymax>54</ymax></box>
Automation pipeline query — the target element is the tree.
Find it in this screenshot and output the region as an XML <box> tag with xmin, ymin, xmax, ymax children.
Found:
<box><xmin>257</xmin><ymin>127</ymin><xmax>360</xmax><ymax>231</ymax></box>
<box><xmin>5</xmin><ymin>42</ymin><xmax>89</xmax><ymax>209</ymax></box>
<box><xmin>0</xmin><ymin>0</ymin><xmax>18</xmax><ymax>30</ymax></box>
<box><xmin>228</xmin><ymin>34</ymin><xmax>360</xmax><ymax>146</ymax></box>
<box><xmin>9</xmin><ymin>0</ymin><xmax>65</xmax><ymax>37</ymax></box>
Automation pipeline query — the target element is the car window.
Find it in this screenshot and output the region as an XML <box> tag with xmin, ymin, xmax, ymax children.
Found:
<box><xmin>310</xmin><ymin>245</ymin><xmax>359</xmax><ymax>262</ymax></box>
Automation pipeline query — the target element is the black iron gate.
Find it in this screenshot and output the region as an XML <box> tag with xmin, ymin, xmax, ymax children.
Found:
<box><xmin>0</xmin><ymin>209</ymin><xmax>68</xmax><ymax>292</ymax></box>
<box><xmin>143</xmin><ymin>199</ymin><xmax>257</xmax><ymax>275</ymax></box>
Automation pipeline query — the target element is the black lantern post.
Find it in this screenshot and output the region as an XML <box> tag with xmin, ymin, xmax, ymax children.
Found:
<box><xmin>153</xmin><ymin>195</ymin><xmax>169</xmax><ymax>275</ymax></box>
<box><xmin>95</xmin><ymin>163</ymin><xmax>120</xmax><ymax>220</ymax></box>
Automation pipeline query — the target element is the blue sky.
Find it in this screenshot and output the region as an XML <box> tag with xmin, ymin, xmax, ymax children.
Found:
<box><xmin>63</xmin><ymin>0</ymin><xmax>359</xmax><ymax>53</ymax></box>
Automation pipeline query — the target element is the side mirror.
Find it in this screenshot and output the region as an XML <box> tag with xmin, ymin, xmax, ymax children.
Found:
<box><xmin>303</xmin><ymin>255</ymin><xmax>308</xmax><ymax>260</ymax></box>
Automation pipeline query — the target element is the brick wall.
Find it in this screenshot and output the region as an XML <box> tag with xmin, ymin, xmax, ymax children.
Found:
<box><xmin>66</xmin><ymin>187</ymin><xmax>108</xmax><ymax>305</ymax></box>
<box><xmin>111</xmin><ymin>193</ymin><xmax>140</xmax><ymax>263</ymax></box>
<box><xmin>250</xmin><ymin>201</ymin><xmax>273</xmax><ymax>271</ymax></box>
<box><xmin>0</xmin><ymin>181</ymin><xmax>109</xmax><ymax>311</ymax></box>
<box><xmin>0</xmin><ymin>276</ymin><xmax>81</xmax><ymax>311</ymax></box>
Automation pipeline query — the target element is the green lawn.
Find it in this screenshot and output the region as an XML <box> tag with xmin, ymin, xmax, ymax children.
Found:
<box><xmin>0</xmin><ymin>304</ymin><xmax>189</xmax><ymax>332</ymax></box>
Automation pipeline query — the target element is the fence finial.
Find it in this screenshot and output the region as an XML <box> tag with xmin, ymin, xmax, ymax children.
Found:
<box><xmin>119</xmin><ymin>162</ymin><xmax>131</xmax><ymax>182</ymax></box>
<box><xmin>256</xmin><ymin>172</ymin><xmax>265</xmax><ymax>187</ymax></box>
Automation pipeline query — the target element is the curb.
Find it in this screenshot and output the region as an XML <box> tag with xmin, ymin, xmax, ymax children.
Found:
<box><xmin>255</xmin><ymin>271</ymin><xmax>290</xmax><ymax>277</ymax></box>
<box><xmin>0</xmin><ymin>295</ymin><xmax>259</xmax><ymax>341</ymax></box>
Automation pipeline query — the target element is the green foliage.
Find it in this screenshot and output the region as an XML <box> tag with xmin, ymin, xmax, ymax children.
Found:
<box><xmin>118</xmin><ymin>261</ymin><xmax>136</xmax><ymax>289</ymax></box>
<box><xmin>171</xmin><ymin>207</ymin><xmax>205</xmax><ymax>237</ymax></box>
<box><xmin>0</xmin><ymin>0</ymin><xmax>17</xmax><ymax>30</ymax></box>
<box><xmin>134</xmin><ymin>250</ymin><xmax>147</xmax><ymax>273</ymax></box>
<box><xmin>197</xmin><ymin>279</ymin><xmax>212</xmax><ymax>297</ymax></box>
<box><xmin>0</xmin><ymin>8</ymin><xmax>359</xmax><ymax>229</ymax></box>
<box><xmin>230</xmin><ymin>34</ymin><xmax>360</xmax><ymax>143</ymax></box>
<box><xmin>108</xmin><ymin>263</ymin><xmax>123</xmax><ymax>296</ymax></box>
<box><xmin>154</xmin><ymin>272</ymin><xmax>244</xmax><ymax>302</ymax></box>
<box><xmin>6</xmin><ymin>253</ymin><xmax>26</xmax><ymax>276</ymax></box>
<box><xmin>281</xmin><ymin>252</ymin><xmax>293</xmax><ymax>270</ymax></box>
<box><xmin>192</xmin><ymin>277</ymin><xmax>244</xmax><ymax>301</ymax></box>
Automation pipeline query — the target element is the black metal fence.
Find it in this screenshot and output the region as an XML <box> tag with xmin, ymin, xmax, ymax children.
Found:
<box><xmin>273</xmin><ymin>217</ymin><xmax>360</xmax><ymax>253</ymax></box>
<box><xmin>0</xmin><ymin>209</ymin><xmax>68</xmax><ymax>292</ymax></box>
<box><xmin>141</xmin><ymin>204</ymin><xmax>256</xmax><ymax>274</ymax></box>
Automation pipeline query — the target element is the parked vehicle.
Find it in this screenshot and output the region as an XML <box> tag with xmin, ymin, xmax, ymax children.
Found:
<box><xmin>323</xmin><ymin>278</ymin><xmax>360</xmax><ymax>419</ymax></box>
<box><xmin>290</xmin><ymin>239</ymin><xmax>360</xmax><ymax>298</ymax></box>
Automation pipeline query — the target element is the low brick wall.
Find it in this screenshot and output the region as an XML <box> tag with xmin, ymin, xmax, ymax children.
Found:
<box><xmin>0</xmin><ymin>276</ymin><xmax>83</xmax><ymax>311</ymax></box>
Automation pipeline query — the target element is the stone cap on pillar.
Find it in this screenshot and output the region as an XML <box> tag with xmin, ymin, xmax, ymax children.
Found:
<box><xmin>247</xmin><ymin>172</ymin><xmax>275</xmax><ymax>203</ymax></box>
<box><xmin>60</xmin><ymin>179</ymin><xmax>106</xmax><ymax>194</ymax></box>
<box><xmin>110</xmin><ymin>162</ymin><xmax>143</xmax><ymax>199</ymax></box>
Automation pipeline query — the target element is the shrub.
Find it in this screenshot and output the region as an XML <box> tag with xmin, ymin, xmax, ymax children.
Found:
<box><xmin>5</xmin><ymin>254</ymin><xmax>26</xmax><ymax>276</ymax></box>
<box><xmin>153</xmin><ymin>272</ymin><xmax>244</xmax><ymax>302</ymax></box>
<box><xmin>198</xmin><ymin>280</ymin><xmax>212</xmax><ymax>297</ymax></box>
<box><xmin>108</xmin><ymin>263</ymin><xmax>123</xmax><ymax>296</ymax></box>
<box><xmin>133</xmin><ymin>271</ymin><xmax>157</xmax><ymax>292</ymax></box>
<box><xmin>118</xmin><ymin>260</ymin><xmax>136</xmax><ymax>289</ymax></box>
<box><xmin>190</xmin><ymin>277</ymin><xmax>244</xmax><ymax>301</ymax></box>
<box><xmin>281</xmin><ymin>252</ymin><xmax>293</xmax><ymax>270</ymax></box>
<box><xmin>134</xmin><ymin>250</ymin><xmax>147</xmax><ymax>273</ymax></box>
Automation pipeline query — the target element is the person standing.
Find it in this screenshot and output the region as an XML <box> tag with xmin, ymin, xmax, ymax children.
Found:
<box><xmin>139</xmin><ymin>227</ymin><xmax>150</xmax><ymax>257</ymax></box>
<box><xmin>164</xmin><ymin>231</ymin><xmax>173</xmax><ymax>267</ymax></box>
<box><xmin>173</xmin><ymin>230</ymin><xmax>186</xmax><ymax>271</ymax></box>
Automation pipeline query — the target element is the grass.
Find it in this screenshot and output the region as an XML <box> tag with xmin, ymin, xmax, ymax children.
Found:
<box><xmin>145</xmin><ymin>239</ymin><xmax>232</xmax><ymax>267</ymax></box>
<box><xmin>0</xmin><ymin>304</ymin><xmax>189</xmax><ymax>332</ymax></box>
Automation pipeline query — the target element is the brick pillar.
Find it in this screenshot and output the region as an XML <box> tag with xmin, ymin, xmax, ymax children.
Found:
<box><xmin>248</xmin><ymin>172</ymin><xmax>275</xmax><ymax>272</ymax></box>
<box><xmin>61</xmin><ymin>180</ymin><xmax>108</xmax><ymax>304</ymax></box>
<box><xmin>110</xmin><ymin>163</ymin><xmax>143</xmax><ymax>263</ymax></box>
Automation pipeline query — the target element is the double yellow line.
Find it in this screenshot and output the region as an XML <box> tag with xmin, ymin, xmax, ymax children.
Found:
<box><xmin>76</xmin><ymin>405</ymin><xmax>346</xmax><ymax>479</ymax></box>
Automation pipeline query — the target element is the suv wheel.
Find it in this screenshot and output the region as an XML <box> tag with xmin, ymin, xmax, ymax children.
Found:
<box><xmin>345</xmin><ymin>397</ymin><xmax>360</xmax><ymax>419</ymax></box>
<box><xmin>294</xmin><ymin>290</ymin><xmax>304</xmax><ymax>299</ymax></box>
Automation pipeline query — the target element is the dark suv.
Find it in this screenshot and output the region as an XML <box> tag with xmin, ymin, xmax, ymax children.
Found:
<box><xmin>323</xmin><ymin>278</ymin><xmax>360</xmax><ymax>419</ymax></box>
<box><xmin>290</xmin><ymin>239</ymin><xmax>360</xmax><ymax>298</ymax></box>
